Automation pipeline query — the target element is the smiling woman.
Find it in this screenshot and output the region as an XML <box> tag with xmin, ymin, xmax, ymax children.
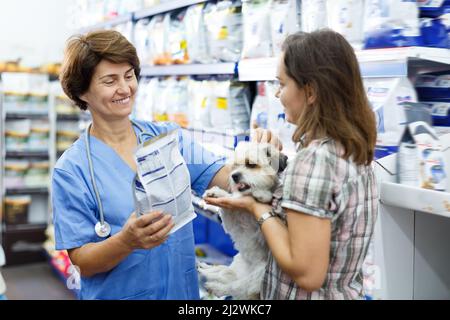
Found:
<box><xmin>51</xmin><ymin>30</ymin><xmax>231</xmax><ymax>300</ymax></box>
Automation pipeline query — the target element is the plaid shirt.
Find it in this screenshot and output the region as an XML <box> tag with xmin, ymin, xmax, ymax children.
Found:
<box><xmin>261</xmin><ymin>138</ymin><xmax>378</xmax><ymax>300</ymax></box>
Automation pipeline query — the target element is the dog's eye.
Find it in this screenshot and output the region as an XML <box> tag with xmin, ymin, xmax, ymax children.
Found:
<box><xmin>245</xmin><ymin>162</ymin><xmax>258</xmax><ymax>169</ymax></box>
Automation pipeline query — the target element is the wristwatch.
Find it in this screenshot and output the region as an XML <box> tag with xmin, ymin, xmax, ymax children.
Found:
<box><xmin>257</xmin><ymin>211</ymin><xmax>275</xmax><ymax>227</ymax></box>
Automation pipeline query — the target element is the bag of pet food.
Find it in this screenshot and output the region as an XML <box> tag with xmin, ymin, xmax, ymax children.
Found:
<box><xmin>188</xmin><ymin>76</ymin><xmax>214</xmax><ymax>128</ymax></box>
<box><xmin>301</xmin><ymin>0</ymin><xmax>328</xmax><ymax>32</ymax></box>
<box><xmin>363</xmin><ymin>0</ymin><xmax>422</xmax><ymax>49</ymax></box>
<box><xmin>210</xmin><ymin>77</ymin><xmax>251</xmax><ymax>131</ymax></box>
<box><xmin>364</xmin><ymin>77</ymin><xmax>418</xmax><ymax>159</ymax></box>
<box><xmin>169</xmin><ymin>9</ymin><xmax>190</xmax><ymax>64</ymax></box>
<box><xmin>185</xmin><ymin>3</ymin><xmax>211</xmax><ymax>64</ymax></box>
<box><xmin>398</xmin><ymin>116</ymin><xmax>447</xmax><ymax>191</ymax></box>
<box><xmin>134</xmin><ymin>18</ymin><xmax>152</xmax><ymax>66</ymax></box>
<box><xmin>327</xmin><ymin>0</ymin><xmax>365</xmax><ymax>49</ymax></box>
<box><xmin>241</xmin><ymin>0</ymin><xmax>272</xmax><ymax>59</ymax></box>
<box><xmin>204</xmin><ymin>0</ymin><xmax>243</xmax><ymax>62</ymax></box>
<box><xmin>271</xmin><ymin>0</ymin><xmax>298</xmax><ymax>56</ymax></box>
<box><xmin>250</xmin><ymin>82</ymin><xmax>270</xmax><ymax>133</ymax></box>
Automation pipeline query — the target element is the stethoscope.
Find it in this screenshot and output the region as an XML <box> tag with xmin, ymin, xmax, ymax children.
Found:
<box><xmin>85</xmin><ymin>120</ymin><xmax>157</xmax><ymax>238</ymax></box>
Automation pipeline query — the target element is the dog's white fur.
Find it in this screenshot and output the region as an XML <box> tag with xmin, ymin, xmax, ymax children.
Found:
<box><xmin>199</xmin><ymin>142</ymin><xmax>287</xmax><ymax>300</ymax></box>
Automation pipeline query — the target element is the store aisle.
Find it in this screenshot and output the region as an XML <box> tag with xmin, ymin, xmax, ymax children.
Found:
<box><xmin>2</xmin><ymin>262</ymin><xmax>76</xmax><ymax>300</ymax></box>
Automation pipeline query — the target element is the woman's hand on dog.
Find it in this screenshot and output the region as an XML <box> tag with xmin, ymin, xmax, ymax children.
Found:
<box><xmin>252</xmin><ymin>128</ymin><xmax>283</xmax><ymax>151</ymax></box>
<box><xmin>204</xmin><ymin>196</ymin><xmax>271</xmax><ymax>218</ymax></box>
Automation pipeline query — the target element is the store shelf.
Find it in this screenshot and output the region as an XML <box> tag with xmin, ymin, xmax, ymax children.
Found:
<box><xmin>238</xmin><ymin>47</ymin><xmax>450</xmax><ymax>81</ymax></box>
<box><xmin>380</xmin><ymin>182</ymin><xmax>450</xmax><ymax>219</ymax></box>
<box><xmin>56</xmin><ymin>114</ymin><xmax>80</xmax><ymax>121</ymax></box>
<box><xmin>134</xmin><ymin>0</ymin><xmax>208</xmax><ymax>20</ymax></box>
<box><xmin>5</xmin><ymin>113</ymin><xmax>48</xmax><ymax>120</ymax></box>
<box><xmin>5</xmin><ymin>187</ymin><xmax>48</xmax><ymax>195</ymax></box>
<box><xmin>2</xmin><ymin>222</ymin><xmax>47</xmax><ymax>232</ymax></box>
<box><xmin>140</xmin><ymin>62</ymin><xmax>237</xmax><ymax>77</ymax></box>
<box><xmin>6</xmin><ymin>151</ymin><xmax>49</xmax><ymax>158</ymax></box>
<box><xmin>356</xmin><ymin>47</ymin><xmax>450</xmax><ymax>78</ymax></box>
<box><xmin>78</xmin><ymin>13</ymin><xmax>133</xmax><ymax>34</ymax></box>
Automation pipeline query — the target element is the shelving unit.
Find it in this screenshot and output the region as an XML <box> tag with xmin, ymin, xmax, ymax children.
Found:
<box><xmin>77</xmin><ymin>13</ymin><xmax>133</xmax><ymax>34</ymax></box>
<box><xmin>238</xmin><ymin>47</ymin><xmax>450</xmax><ymax>81</ymax></box>
<box><xmin>380</xmin><ymin>182</ymin><xmax>450</xmax><ymax>219</ymax></box>
<box><xmin>66</xmin><ymin>0</ymin><xmax>450</xmax><ymax>300</ymax></box>
<box><xmin>140</xmin><ymin>63</ymin><xmax>237</xmax><ymax>77</ymax></box>
<box><xmin>134</xmin><ymin>0</ymin><xmax>208</xmax><ymax>20</ymax></box>
<box><xmin>0</xmin><ymin>72</ymin><xmax>52</xmax><ymax>266</ymax></box>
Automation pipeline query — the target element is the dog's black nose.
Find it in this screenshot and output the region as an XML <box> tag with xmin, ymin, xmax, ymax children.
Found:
<box><xmin>231</xmin><ymin>172</ymin><xmax>242</xmax><ymax>183</ymax></box>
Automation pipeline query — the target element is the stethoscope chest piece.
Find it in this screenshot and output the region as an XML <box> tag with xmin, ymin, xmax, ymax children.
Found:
<box><xmin>95</xmin><ymin>221</ymin><xmax>111</xmax><ymax>238</ymax></box>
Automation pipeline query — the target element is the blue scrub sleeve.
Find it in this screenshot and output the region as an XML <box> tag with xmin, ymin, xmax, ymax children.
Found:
<box><xmin>52</xmin><ymin>168</ymin><xmax>100</xmax><ymax>250</ymax></box>
<box><xmin>179</xmin><ymin>129</ymin><xmax>226</xmax><ymax>196</ymax></box>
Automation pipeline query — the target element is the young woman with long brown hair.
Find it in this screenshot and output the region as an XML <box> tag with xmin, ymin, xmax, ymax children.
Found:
<box><xmin>205</xmin><ymin>29</ymin><xmax>379</xmax><ymax>299</ymax></box>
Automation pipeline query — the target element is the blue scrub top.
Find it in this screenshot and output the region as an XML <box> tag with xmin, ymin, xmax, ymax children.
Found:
<box><xmin>52</xmin><ymin>121</ymin><xmax>225</xmax><ymax>300</ymax></box>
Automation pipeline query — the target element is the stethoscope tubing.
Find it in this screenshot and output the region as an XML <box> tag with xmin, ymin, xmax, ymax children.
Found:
<box><xmin>85</xmin><ymin>119</ymin><xmax>156</xmax><ymax>237</ymax></box>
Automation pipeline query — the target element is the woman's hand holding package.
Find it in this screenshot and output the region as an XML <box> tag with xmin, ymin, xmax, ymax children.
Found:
<box><xmin>120</xmin><ymin>211</ymin><xmax>174</xmax><ymax>250</ymax></box>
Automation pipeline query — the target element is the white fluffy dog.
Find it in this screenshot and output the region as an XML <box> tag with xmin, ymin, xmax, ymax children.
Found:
<box><xmin>199</xmin><ymin>142</ymin><xmax>288</xmax><ymax>300</ymax></box>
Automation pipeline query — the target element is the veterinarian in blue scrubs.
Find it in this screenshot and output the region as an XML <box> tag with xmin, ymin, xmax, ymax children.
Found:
<box><xmin>52</xmin><ymin>30</ymin><xmax>233</xmax><ymax>300</ymax></box>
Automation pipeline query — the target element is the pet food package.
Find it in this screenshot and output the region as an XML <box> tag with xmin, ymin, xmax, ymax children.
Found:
<box><xmin>134</xmin><ymin>129</ymin><xmax>196</xmax><ymax>234</ymax></box>
<box><xmin>4</xmin><ymin>160</ymin><xmax>29</xmax><ymax>189</ymax></box>
<box><xmin>327</xmin><ymin>0</ymin><xmax>365</xmax><ymax>49</ymax></box>
<box><xmin>166</xmin><ymin>77</ymin><xmax>189</xmax><ymax>128</ymax></box>
<box><xmin>204</xmin><ymin>0</ymin><xmax>243</xmax><ymax>62</ymax></box>
<box><xmin>398</xmin><ymin>120</ymin><xmax>447</xmax><ymax>191</ymax></box>
<box><xmin>364</xmin><ymin>77</ymin><xmax>418</xmax><ymax>159</ymax></box>
<box><xmin>114</xmin><ymin>21</ymin><xmax>134</xmax><ymax>42</ymax></box>
<box><xmin>270</xmin><ymin>0</ymin><xmax>298</xmax><ymax>56</ymax></box>
<box><xmin>4</xmin><ymin>195</ymin><xmax>31</xmax><ymax>225</ymax></box>
<box><xmin>134</xmin><ymin>18</ymin><xmax>152</xmax><ymax>66</ymax></box>
<box><xmin>210</xmin><ymin>78</ymin><xmax>251</xmax><ymax>131</ymax></box>
<box><xmin>133</xmin><ymin>78</ymin><xmax>158</xmax><ymax>122</ymax></box>
<box><xmin>415</xmin><ymin>72</ymin><xmax>450</xmax><ymax>101</ymax></box>
<box><xmin>241</xmin><ymin>0</ymin><xmax>272</xmax><ymax>59</ymax></box>
<box><xmin>428</xmin><ymin>101</ymin><xmax>450</xmax><ymax>126</ymax></box>
<box><xmin>168</xmin><ymin>9</ymin><xmax>190</xmax><ymax>64</ymax></box>
<box><xmin>25</xmin><ymin>161</ymin><xmax>50</xmax><ymax>188</ymax></box>
<box><xmin>148</xmin><ymin>13</ymin><xmax>171</xmax><ymax>65</ymax></box>
<box><xmin>152</xmin><ymin>77</ymin><xmax>170</xmax><ymax>121</ymax></box>
<box><xmin>363</xmin><ymin>0</ymin><xmax>421</xmax><ymax>49</ymax></box>
<box><xmin>250</xmin><ymin>82</ymin><xmax>270</xmax><ymax>133</ymax></box>
<box><xmin>188</xmin><ymin>76</ymin><xmax>213</xmax><ymax>128</ymax></box>
<box><xmin>56</xmin><ymin>121</ymin><xmax>80</xmax><ymax>152</ymax></box>
<box><xmin>419</xmin><ymin>0</ymin><xmax>450</xmax><ymax>17</ymax></box>
<box><xmin>265</xmin><ymin>81</ymin><xmax>297</xmax><ymax>156</ymax></box>
<box><xmin>28</xmin><ymin>120</ymin><xmax>50</xmax><ymax>151</ymax></box>
<box><xmin>301</xmin><ymin>0</ymin><xmax>328</xmax><ymax>32</ymax></box>
<box><xmin>420</xmin><ymin>16</ymin><xmax>449</xmax><ymax>48</ymax></box>
<box><xmin>185</xmin><ymin>3</ymin><xmax>211</xmax><ymax>64</ymax></box>
<box><xmin>5</xmin><ymin>120</ymin><xmax>31</xmax><ymax>151</ymax></box>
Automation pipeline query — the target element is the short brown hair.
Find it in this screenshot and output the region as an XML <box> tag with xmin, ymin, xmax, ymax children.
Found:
<box><xmin>59</xmin><ymin>30</ymin><xmax>140</xmax><ymax>110</ymax></box>
<box><xmin>282</xmin><ymin>29</ymin><xmax>376</xmax><ymax>165</ymax></box>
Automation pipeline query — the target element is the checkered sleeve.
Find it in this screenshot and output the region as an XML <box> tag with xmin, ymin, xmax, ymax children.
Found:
<box><xmin>281</xmin><ymin>145</ymin><xmax>336</xmax><ymax>219</ymax></box>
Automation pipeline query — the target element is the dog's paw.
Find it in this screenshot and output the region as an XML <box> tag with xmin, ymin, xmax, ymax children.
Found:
<box><xmin>204</xmin><ymin>281</ymin><xmax>229</xmax><ymax>299</ymax></box>
<box><xmin>197</xmin><ymin>262</ymin><xmax>215</xmax><ymax>275</ymax></box>
<box><xmin>203</xmin><ymin>186</ymin><xmax>229</xmax><ymax>199</ymax></box>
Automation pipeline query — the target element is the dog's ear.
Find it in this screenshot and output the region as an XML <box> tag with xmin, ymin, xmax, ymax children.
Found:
<box><xmin>278</xmin><ymin>153</ymin><xmax>288</xmax><ymax>173</ymax></box>
<box><xmin>265</xmin><ymin>144</ymin><xmax>272</xmax><ymax>159</ymax></box>
<box><xmin>265</xmin><ymin>144</ymin><xmax>288</xmax><ymax>173</ymax></box>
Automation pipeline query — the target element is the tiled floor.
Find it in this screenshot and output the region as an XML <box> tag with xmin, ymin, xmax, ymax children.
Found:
<box><xmin>2</xmin><ymin>262</ymin><xmax>76</xmax><ymax>300</ymax></box>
